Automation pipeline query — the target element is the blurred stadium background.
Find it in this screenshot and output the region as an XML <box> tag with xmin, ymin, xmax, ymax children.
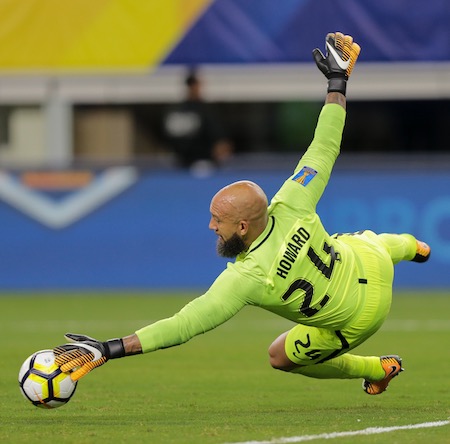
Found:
<box><xmin>0</xmin><ymin>0</ymin><xmax>449</xmax><ymax>291</ymax></box>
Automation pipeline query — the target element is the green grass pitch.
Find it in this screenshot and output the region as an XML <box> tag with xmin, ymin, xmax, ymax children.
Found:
<box><xmin>1</xmin><ymin>291</ymin><xmax>449</xmax><ymax>443</ymax></box>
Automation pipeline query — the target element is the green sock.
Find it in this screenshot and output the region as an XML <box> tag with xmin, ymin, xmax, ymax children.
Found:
<box><xmin>290</xmin><ymin>354</ymin><xmax>384</xmax><ymax>380</ymax></box>
<box><xmin>378</xmin><ymin>233</ymin><xmax>417</xmax><ymax>264</ymax></box>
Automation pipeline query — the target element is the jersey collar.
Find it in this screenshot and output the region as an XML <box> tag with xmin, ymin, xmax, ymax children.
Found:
<box><xmin>247</xmin><ymin>215</ymin><xmax>276</xmax><ymax>255</ymax></box>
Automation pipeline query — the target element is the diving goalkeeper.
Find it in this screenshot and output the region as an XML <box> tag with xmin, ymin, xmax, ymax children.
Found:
<box><xmin>53</xmin><ymin>32</ymin><xmax>431</xmax><ymax>396</ymax></box>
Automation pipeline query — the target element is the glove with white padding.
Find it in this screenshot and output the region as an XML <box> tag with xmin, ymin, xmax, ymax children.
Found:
<box><xmin>53</xmin><ymin>333</ymin><xmax>125</xmax><ymax>382</ymax></box>
<box><xmin>313</xmin><ymin>32</ymin><xmax>361</xmax><ymax>96</ymax></box>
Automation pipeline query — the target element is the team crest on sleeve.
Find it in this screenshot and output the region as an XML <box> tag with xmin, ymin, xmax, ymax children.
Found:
<box><xmin>292</xmin><ymin>166</ymin><xmax>318</xmax><ymax>186</ymax></box>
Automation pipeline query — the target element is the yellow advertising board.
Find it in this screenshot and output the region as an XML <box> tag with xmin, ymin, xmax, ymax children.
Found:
<box><xmin>0</xmin><ymin>0</ymin><xmax>212</xmax><ymax>73</ymax></box>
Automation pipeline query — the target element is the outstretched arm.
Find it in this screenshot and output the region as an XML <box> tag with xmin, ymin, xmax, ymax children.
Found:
<box><xmin>271</xmin><ymin>33</ymin><xmax>359</xmax><ymax>216</ymax></box>
<box><xmin>54</xmin><ymin>275</ymin><xmax>251</xmax><ymax>381</ymax></box>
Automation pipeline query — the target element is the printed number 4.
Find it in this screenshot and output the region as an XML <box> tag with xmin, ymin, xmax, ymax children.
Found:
<box><xmin>282</xmin><ymin>242</ymin><xmax>339</xmax><ymax>317</ymax></box>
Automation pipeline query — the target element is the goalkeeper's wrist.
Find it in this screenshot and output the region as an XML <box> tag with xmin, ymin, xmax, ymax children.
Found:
<box><xmin>327</xmin><ymin>77</ymin><xmax>347</xmax><ymax>96</ymax></box>
<box><xmin>104</xmin><ymin>338</ymin><xmax>126</xmax><ymax>359</ymax></box>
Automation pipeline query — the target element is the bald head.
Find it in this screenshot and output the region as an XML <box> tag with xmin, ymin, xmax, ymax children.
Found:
<box><xmin>213</xmin><ymin>180</ymin><xmax>268</xmax><ymax>222</ymax></box>
<box><xmin>209</xmin><ymin>181</ymin><xmax>269</xmax><ymax>252</ymax></box>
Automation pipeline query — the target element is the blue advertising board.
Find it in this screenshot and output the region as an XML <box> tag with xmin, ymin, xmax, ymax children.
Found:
<box><xmin>0</xmin><ymin>168</ymin><xmax>447</xmax><ymax>290</ymax></box>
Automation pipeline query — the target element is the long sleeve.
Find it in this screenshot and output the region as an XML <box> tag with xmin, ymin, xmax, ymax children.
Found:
<box><xmin>135</xmin><ymin>266</ymin><xmax>260</xmax><ymax>353</ymax></box>
<box><xmin>270</xmin><ymin>103</ymin><xmax>346</xmax><ymax>217</ymax></box>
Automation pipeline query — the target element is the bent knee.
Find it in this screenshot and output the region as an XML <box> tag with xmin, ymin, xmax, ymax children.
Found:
<box><xmin>268</xmin><ymin>332</ymin><xmax>297</xmax><ymax>371</ymax></box>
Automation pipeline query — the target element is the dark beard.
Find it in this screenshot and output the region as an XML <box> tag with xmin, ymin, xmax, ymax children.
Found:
<box><xmin>217</xmin><ymin>233</ymin><xmax>247</xmax><ymax>258</ymax></box>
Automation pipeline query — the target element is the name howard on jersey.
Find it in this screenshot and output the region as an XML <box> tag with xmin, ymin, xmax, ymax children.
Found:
<box><xmin>276</xmin><ymin>226</ymin><xmax>310</xmax><ymax>279</ymax></box>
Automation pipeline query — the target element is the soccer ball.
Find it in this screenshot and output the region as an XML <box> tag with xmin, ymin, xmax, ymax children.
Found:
<box><xmin>18</xmin><ymin>349</ymin><xmax>78</xmax><ymax>409</ymax></box>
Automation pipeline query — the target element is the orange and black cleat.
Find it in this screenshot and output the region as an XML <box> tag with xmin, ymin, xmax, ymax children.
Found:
<box><xmin>363</xmin><ymin>355</ymin><xmax>403</xmax><ymax>395</ymax></box>
<box><xmin>412</xmin><ymin>240</ymin><xmax>431</xmax><ymax>263</ymax></box>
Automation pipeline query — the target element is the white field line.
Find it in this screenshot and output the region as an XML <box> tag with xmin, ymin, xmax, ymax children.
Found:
<box><xmin>225</xmin><ymin>420</ymin><xmax>450</xmax><ymax>444</ymax></box>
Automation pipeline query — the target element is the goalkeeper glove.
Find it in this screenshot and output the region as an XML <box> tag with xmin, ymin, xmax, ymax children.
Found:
<box><xmin>313</xmin><ymin>32</ymin><xmax>361</xmax><ymax>96</ymax></box>
<box><xmin>53</xmin><ymin>333</ymin><xmax>125</xmax><ymax>382</ymax></box>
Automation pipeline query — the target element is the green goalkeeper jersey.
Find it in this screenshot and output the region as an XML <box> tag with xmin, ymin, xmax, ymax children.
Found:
<box><xmin>136</xmin><ymin>103</ymin><xmax>366</xmax><ymax>353</ymax></box>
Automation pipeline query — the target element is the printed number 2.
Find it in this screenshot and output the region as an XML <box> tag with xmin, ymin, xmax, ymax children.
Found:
<box><xmin>294</xmin><ymin>335</ymin><xmax>322</xmax><ymax>360</ymax></box>
<box><xmin>281</xmin><ymin>242</ymin><xmax>339</xmax><ymax>317</ymax></box>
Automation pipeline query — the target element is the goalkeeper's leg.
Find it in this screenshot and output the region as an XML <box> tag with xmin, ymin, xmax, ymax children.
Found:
<box><xmin>269</xmin><ymin>273</ymin><xmax>397</xmax><ymax>390</ymax></box>
<box><xmin>338</xmin><ymin>230</ymin><xmax>431</xmax><ymax>264</ymax></box>
<box><xmin>290</xmin><ymin>353</ymin><xmax>403</xmax><ymax>396</ymax></box>
<box><xmin>269</xmin><ymin>329</ymin><xmax>386</xmax><ymax>381</ymax></box>
<box><xmin>290</xmin><ymin>353</ymin><xmax>385</xmax><ymax>381</ymax></box>
<box><xmin>269</xmin><ymin>328</ymin><xmax>402</xmax><ymax>395</ymax></box>
<box><xmin>377</xmin><ymin>233</ymin><xmax>431</xmax><ymax>264</ymax></box>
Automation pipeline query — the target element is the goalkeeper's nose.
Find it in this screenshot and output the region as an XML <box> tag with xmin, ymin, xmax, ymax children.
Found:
<box><xmin>209</xmin><ymin>217</ymin><xmax>218</xmax><ymax>233</ymax></box>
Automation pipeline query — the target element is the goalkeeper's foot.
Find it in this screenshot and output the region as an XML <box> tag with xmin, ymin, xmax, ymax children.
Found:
<box><xmin>363</xmin><ymin>355</ymin><xmax>403</xmax><ymax>395</ymax></box>
<box><xmin>412</xmin><ymin>240</ymin><xmax>431</xmax><ymax>263</ymax></box>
